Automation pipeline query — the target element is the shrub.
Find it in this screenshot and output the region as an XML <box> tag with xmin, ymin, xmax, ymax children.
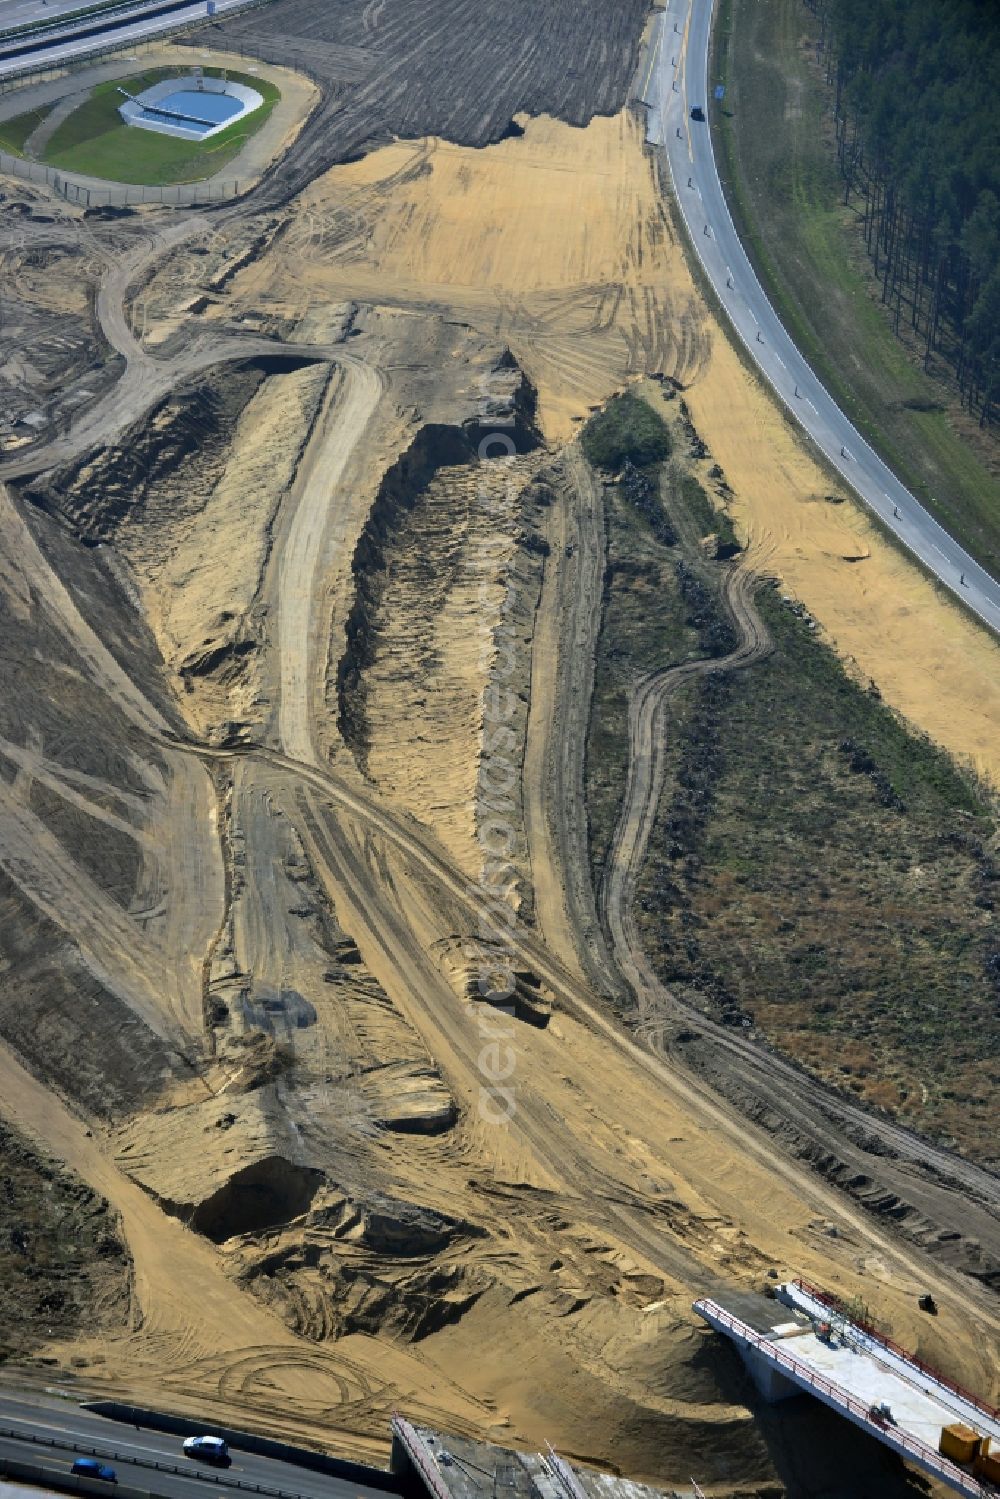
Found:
<box><xmin>581</xmin><ymin>391</ymin><xmax>671</xmax><ymax>471</ymax></box>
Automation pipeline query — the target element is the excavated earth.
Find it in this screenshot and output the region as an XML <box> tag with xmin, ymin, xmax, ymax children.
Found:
<box><xmin>0</xmin><ymin>3</ymin><xmax>998</xmax><ymax>1496</ymax></box>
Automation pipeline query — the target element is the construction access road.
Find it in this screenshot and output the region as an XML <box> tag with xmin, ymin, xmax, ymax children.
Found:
<box><xmin>3</xmin><ymin>22</ymin><xmax>1000</xmax><ymax>1481</ymax></box>
<box><xmin>642</xmin><ymin>0</ymin><xmax>1000</xmax><ymax>638</ymax></box>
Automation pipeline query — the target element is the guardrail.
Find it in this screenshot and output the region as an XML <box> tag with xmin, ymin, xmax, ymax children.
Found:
<box><xmin>0</xmin><ymin>0</ymin><xmax>201</xmax><ymax>63</ymax></box>
<box><xmin>543</xmin><ymin>1442</ymin><xmax>589</xmax><ymax>1499</ymax></box>
<box><xmin>1</xmin><ymin>1452</ymin><xmax>157</xmax><ymax>1499</ymax></box>
<box><xmin>0</xmin><ymin>0</ymin><xmax>274</xmax><ymax>90</ymax></box>
<box><xmin>694</xmin><ymin>1299</ymin><xmax>991</xmax><ymax>1498</ymax></box>
<box><xmin>83</xmin><ymin>1404</ymin><xmax>400</xmax><ymax>1494</ymax></box>
<box><xmin>790</xmin><ymin>1278</ymin><xmax>1000</xmax><ymax>1425</ymax></box>
<box><xmin>389</xmin><ymin>1417</ymin><xmax>452</xmax><ymax>1499</ymax></box>
<box><xmin>0</xmin><ymin>1423</ymin><xmax>367</xmax><ymax>1499</ymax></box>
<box><xmin>0</xmin><ymin>0</ymin><xmax>166</xmax><ymax>49</ymax></box>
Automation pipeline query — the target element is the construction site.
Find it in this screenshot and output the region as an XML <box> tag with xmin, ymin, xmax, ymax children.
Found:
<box><xmin>0</xmin><ymin>0</ymin><xmax>997</xmax><ymax>1497</ymax></box>
<box><xmin>698</xmin><ymin>1282</ymin><xmax>1000</xmax><ymax>1495</ymax></box>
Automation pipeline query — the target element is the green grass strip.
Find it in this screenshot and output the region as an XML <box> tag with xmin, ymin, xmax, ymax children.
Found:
<box><xmin>711</xmin><ymin>0</ymin><xmax>1000</xmax><ymax>577</ymax></box>
<box><xmin>0</xmin><ymin>104</ymin><xmax>53</xmax><ymax>156</ymax></box>
<box><xmin>41</xmin><ymin>66</ymin><xmax>280</xmax><ymax>185</ymax></box>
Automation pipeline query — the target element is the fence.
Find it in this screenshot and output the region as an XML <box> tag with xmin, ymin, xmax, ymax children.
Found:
<box><xmin>0</xmin><ymin>0</ymin><xmax>275</xmax><ymax>92</ymax></box>
<box><xmin>0</xmin><ymin>1421</ymin><xmax>395</xmax><ymax>1499</ymax></box>
<box><xmin>0</xmin><ymin>146</ymin><xmax>241</xmax><ymax>204</ymax></box>
<box><xmin>695</xmin><ymin>1298</ymin><xmax>991</xmax><ymax>1498</ymax></box>
<box><xmin>84</xmin><ymin>1402</ymin><xmax>400</xmax><ymax>1493</ymax></box>
<box><xmin>791</xmin><ymin>1278</ymin><xmax>1000</xmax><ymax>1426</ymax></box>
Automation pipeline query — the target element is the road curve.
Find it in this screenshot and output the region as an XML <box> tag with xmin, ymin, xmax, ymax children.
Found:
<box><xmin>599</xmin><ymin>557</ymin><xmax>771</xmax><ymax>1006</ymax></box>
<box><xmin>642</xmin><ymin>0</ymin><xmax>1000</xmax><ymax>638</ymax></box>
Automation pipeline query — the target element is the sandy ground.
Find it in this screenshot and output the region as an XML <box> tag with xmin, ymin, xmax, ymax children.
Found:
<box><xmin>0</xmin><ymin>91</ymin><xmax>998</xmax><ymax>1498</ymax></box>
<box><xmin>281</xmin><ymin>114</ymin><xmax>709</xmax><ymax>441</ymax></box>
<box><xmin>240</xmin><ymin>110</ymin><xmax>1000</xmax><ymax>783</ymax></box>
<box><xmin>681</xmin><ymin>341</ymin><xmax>1000</xmax><ymax>785</ymax></box>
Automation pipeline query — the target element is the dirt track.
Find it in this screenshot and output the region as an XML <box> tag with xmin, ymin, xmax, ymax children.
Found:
<box><xmin>275</xmin><ymin>356</ymin><xmax>384</xmax><ymax>765</ymax></box>
<box><xmin>522</xmin><ymin>444</ymin><xmax>623</xmax><ymax>997</ymax></box>
<box><xmin>0</xmin><ymin>32</ymin><xmax>998</xmax><ymax>1493</ymax></box>
<box><xmin>600</xmin><ymin>557</ymin><xmax>772</xmax><ymax>1007</ymax></box>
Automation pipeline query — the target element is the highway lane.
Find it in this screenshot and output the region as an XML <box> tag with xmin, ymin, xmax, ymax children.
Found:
<box><xmin>643</xmin><ymin>0</ymin><xmax>1000</xmax><ymax>638</ymax></box>
<box><xmin>0</xmin><ymin>1393</ymin><xmax>394</xmax><ymax>1499</ymax></box>
<box><xmin>0</xmin><ymin>0</ymin><xmax>258</xmax><ymax>78</ymax></box>
<box><xmin>1</xmin><ymin>1</ymin><xmax>104</xmax><ymax>30</ymax></box>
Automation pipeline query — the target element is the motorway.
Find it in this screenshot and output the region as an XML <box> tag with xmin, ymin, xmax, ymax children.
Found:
<box><xmin>642</xmin><ymin>0</ymin><xmax>1000</xmax><ymax>638</ymax></box>
<box><xmin>1</xmin><ymin>1</ymin><xmax>108</xmax><ymax>29</ymax></box>
<box><xmin>0</xmin><ymin>0</ymin><xmax>259</xmax><ymax>79</ymax></box>
<box><xmin>0</xmin><ymin>1392</ymin><xmax>394</xmax><ymax>1499</ymax></box>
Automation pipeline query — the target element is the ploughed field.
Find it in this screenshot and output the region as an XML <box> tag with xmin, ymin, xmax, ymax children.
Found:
<box><xmin>0</xmin><ymin>2</ymin><xmax>998</xmax><ymax>1494</ymax></box>
<box><xmin>208</xmin><ymin>0</ymin><xmax>650</xmax><ymax>201</ymax></box>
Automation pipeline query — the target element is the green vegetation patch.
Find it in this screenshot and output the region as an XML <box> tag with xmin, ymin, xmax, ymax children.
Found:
<box><xmin>712</xmin><ymin>0</ymin><xmax>1000</xmax><ymax>576</ymax></box>
<box><xmin>0</xmin><ymin>104</ymin><xmax>53</xmax><ymax>157</ymax></box>
<box><xmin>581</xmin><ymin>390</ymin><xmax>672</xmax><ymax>472</ymax></box>
<box><xmin>42</xmin><ymin>67</ymin><xmax>280</xmax><ymax>185</ymax></box>
<box><xmin>636</xmin><ymin>586</ymin><xmax>998</xmax><ymax>1162</ymax></box>
<box><xmin>583</xmin><ymin>390</ymin><xmax>998</xmax><ymax>1163</ymax></box>
<box><xmin>586</xmin><ymin>396</ymin><xmax>735</xmax><ymax>880</ymax></box>
<box><xmin>587</xmin><ymin>489</ymin><xmax>694</xmax><ymax>880</ymax></box>
<box><xmin>677</xmin><ymin>469</ymin><xmax>740</xmax><ymax>555</ymax></box>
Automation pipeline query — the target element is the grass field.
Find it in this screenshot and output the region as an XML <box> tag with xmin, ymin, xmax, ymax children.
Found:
<box><xmin>0</xmin><ymin>104</ymin><xmax>52</xmax><ymax>156</ymax></box>
<box><xmin>41</xmin><ymin>67</ymin><xmax>280</xmax><ymax>185</ymax></box>
<box><xmin>712</xmin><ymin>0</ymin><xmax>1000</xmax><ymax>579</ymax></box>
<box><xmin>585</xmin><ymin>394</ymin><xmax>734</xmax><ymax>880</ymax></box>
<box><xmin>633</xmin><ymin>578</ymin><xmax>998</xmax><ymax>1163</ymax></box>
<box><xmin>582</xmin><ymin>398</ymin><xmax>999</xmax><ymax>1164</ymax></box>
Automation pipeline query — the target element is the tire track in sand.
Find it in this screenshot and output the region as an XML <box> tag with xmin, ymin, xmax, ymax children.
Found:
<box><xmin>277</xmin><ymin>356</ymin><xmax>385</xmax><ymax>766</ymax></box>
<box><xmin>523</xmin><ymin>443</ymin><xmax>625</xmax><ymax>998</ymax></box>
<box><xmin>598</xmin><ymin>556</ymin><xmax>772</xmax><ymax>1011</ymax></box>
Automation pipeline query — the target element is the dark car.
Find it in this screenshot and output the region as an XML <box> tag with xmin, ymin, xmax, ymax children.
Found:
<box><xmin>690</xmin><ymin>105</ymin><xmax>706</xmax><ymax>121</ymax></box>
<box><xmin>71</xmin><ymin>1459</ymin><xmax>117</xmax><ymax>1483</ymax></box>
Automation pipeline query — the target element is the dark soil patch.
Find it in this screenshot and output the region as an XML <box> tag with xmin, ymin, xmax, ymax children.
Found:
<box><xmin>0</xmin><ymin>1117</ymin><xmax>130</xmax><ymax>1365</ymax></box>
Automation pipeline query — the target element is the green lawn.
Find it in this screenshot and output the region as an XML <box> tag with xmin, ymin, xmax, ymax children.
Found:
<box><xmin>712</xmin><ymin>0</ymin><xmax>1000</xmax><ymax>578</ymax></box>
<box><xmin>0</xmin><ymin>104</ymin><xmax>53</xmax><ymax>157</ymax></box>
<box><xmin>42</xmin><ymin>68</ymin><xmax>280</xmax><ymax>185</ymax></box>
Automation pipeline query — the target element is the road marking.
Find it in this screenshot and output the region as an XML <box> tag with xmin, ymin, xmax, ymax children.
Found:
<box><xmin>774</xmin><ymin>354</ymin><xmax>785</xmax><ymax>368</ymax></box>
<box><xmin>931</xmin><ymin>543</ymin><xmax>947</xmax><ymax>558</ymax></box>
<box><xmin>747</xmin><ymin>309</ymin><xmax>757</xmax><ymax>323</ymax></box>
<box><xmin>679</xmin><ymin>2</ymin><xmax>694</xmax><ymax>159</ymax></box>
<box><xmin>805</xmin><ymin>398</ymin><xmax>817</xmax><ymax>412</ymax></box>
<box><xmin>638</xmin><ymin>23</ymin><xmax>663</xmax><ymax>103</ymax></box>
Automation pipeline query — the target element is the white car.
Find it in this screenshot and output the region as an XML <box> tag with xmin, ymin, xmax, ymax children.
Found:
<box><xmin>182</xmin><ymin>1436</ymin><xmax>231</xmax><ymax>1467</ymax></box>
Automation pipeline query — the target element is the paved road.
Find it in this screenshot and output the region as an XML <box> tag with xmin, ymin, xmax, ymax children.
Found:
<box><xmin>0</xmin><ymin>0</ymin><xmax>258</xmax><ymax>79</ymax></box>
<box><xmin>1</xmin><ymin>1</ymin><xmax>103</xmax><ymax>31</ymax></box>
<box><xmin>642</xmin><ymin>0</ymin><xmax>1000</xmax><ymax>638</ymax></box>
<box><xmin>0</xmin><ymin>1392</ymin><xmax>393</xmax><ymax>1499</ymax></box>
